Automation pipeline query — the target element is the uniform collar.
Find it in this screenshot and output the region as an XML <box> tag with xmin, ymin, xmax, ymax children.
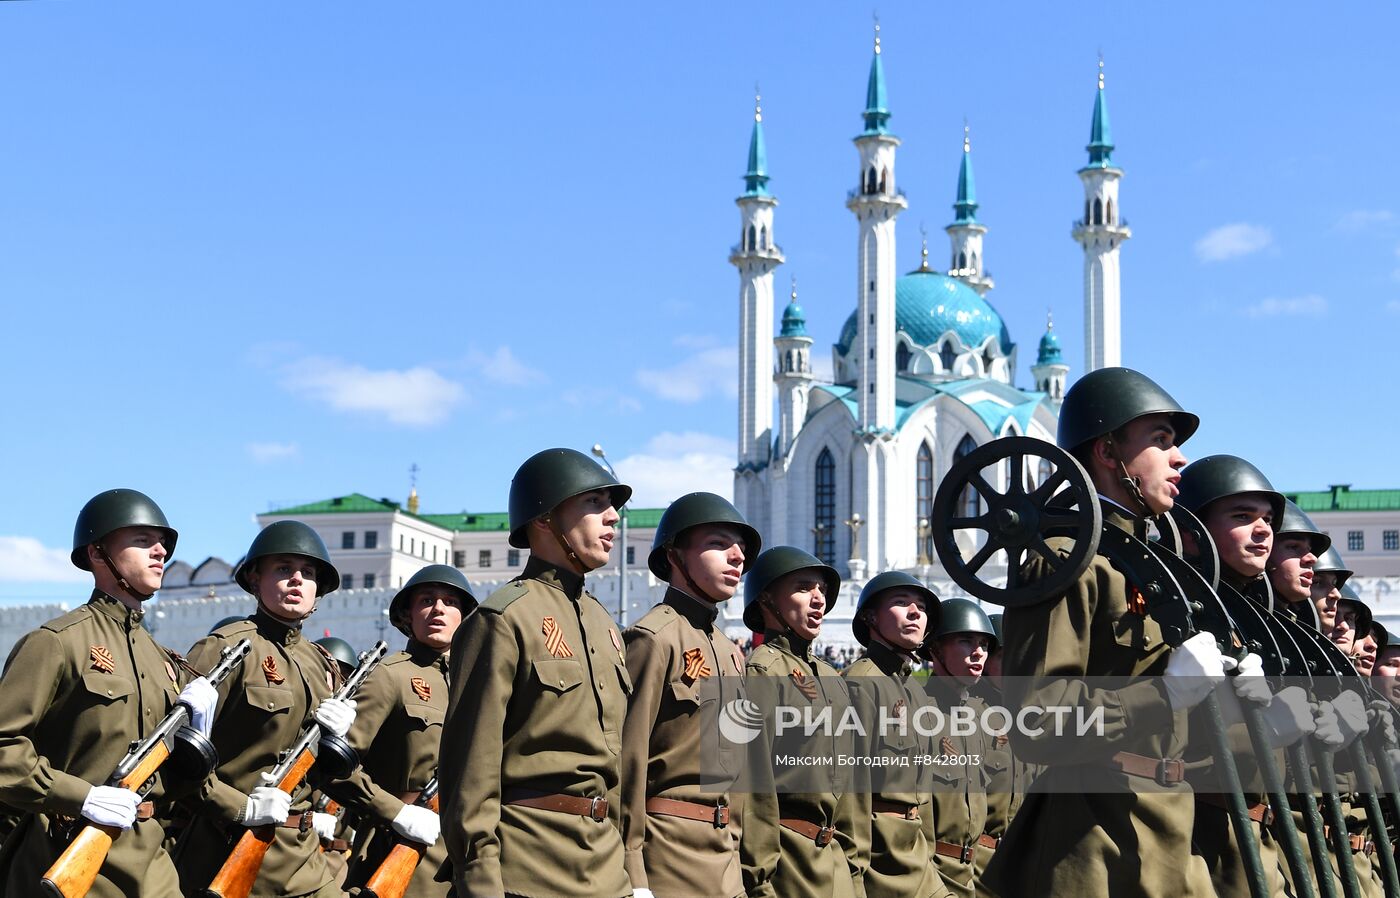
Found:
<box><xmin>865</xmin><ymin>639</ymin><xmax>914</xmax><ymax>677</ymax></box>
<box><xmin>1099</xmin><ymin>496</ymin><xmax>1149</xmax><ymax>540</ymax></box>
<box><xmin>665</xmin><ymin>586</ymin><xmax>719</xmax><ymax>628</ymax></box>
<box><xmin>89</xmin><ymin>589</ymin><xmax>144</xmax><ymax>629</ymax></box>
<box><xmin>253</xmin><ymin>606</ymin><xmax>301</xmax><ymax>645</ymax></box>
<box><xmin>523</xmin><ymin>556</ymin><xmax>584</xmax><ymax>600</ymax></box>
<box><xmin>407</xmin><ymin>639</ymin><xmax>445</xmax><ymax>664</ymax></box>
<box><xmin>763</xmin><ymin>630</ymin><xmax>813</xmax><ymax>662</ymax></box>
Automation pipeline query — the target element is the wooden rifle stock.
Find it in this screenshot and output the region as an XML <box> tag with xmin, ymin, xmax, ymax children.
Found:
<box><xmin>359</xmin><ymin>776</ymin><xmax>440</xmax><ymax>898</ymax></box>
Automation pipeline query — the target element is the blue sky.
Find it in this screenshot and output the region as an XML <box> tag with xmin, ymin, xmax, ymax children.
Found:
<box><xmin>3</xmin><ymin>1</ymin><xmax>1398</xmax><ymax>602</ymax></box>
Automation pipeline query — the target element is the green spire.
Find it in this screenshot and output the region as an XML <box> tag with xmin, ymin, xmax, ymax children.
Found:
<box><xmin>952</xmin><ymin>125</ymin><xmax>978</xmax><ymax>224</ymax></box>
<box><xmin>1085</xmin><ymin>58</ymin><xmax>1114</xmax><ymax>168</ymax></box>
<box><xmin>743</xmin><ymin>90</ymin><xmax>771</xmax><ymax>197</ymax></box>
<box><xmin>861</xmin><ymin>21</ymin><xmax>890</xmax><ymax>135</ymax></box>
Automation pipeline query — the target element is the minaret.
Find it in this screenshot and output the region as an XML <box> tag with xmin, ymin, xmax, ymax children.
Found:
<box><xmin>845</xmin><ymin>22</ymin><xmax>905</xmax><ymax>433</ymax></box>
<box><xmin>1031</xmin><ymin>311</ymin><xmax>1070</xmax><ymax>405</ymax></box>
<box><xmin>1071</xmin><ymin>59</ymin><xmax>1130</xmax><ymax>372</ymax></box>
<box><xmin>731</xmin><ymin>91</ymin><xmax>783</xmax><ymax>475</ymax></box>
<box><xmin>946</xmin><ymin>125</ymin><xmax>994</xmax><ymax>295</ymax></box>
<box><xmin>774</xmin><ymin>277</ymin><xmax>814</xmax><ymax>458</ymax></box>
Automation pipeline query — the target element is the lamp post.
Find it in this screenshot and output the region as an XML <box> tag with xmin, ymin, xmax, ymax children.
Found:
<box><xmin>843</xmin><ymin>512</ymin><xmax>866</xmax><ymax>584</ymax></box>
<box><xmin>591</xmin><ymin>443</ymin><xmax>629</xmax><ymax>627</ymax></box>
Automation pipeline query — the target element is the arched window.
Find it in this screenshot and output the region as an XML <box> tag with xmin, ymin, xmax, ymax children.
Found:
<box><xmin>970</xmin><ymin>251</ymin><xmax>978</xmax><ymax>272</ymax></box>
<box><xmin>956</xmin><ymin>435</ymin><xmax>980</xmax><ymax>520</ymax></box>
<box><xmin>814</xmin><ymin>449</ymin><xmax>836</xmax><ymax>564</ymax></box>
<box><xmin>958</xmin><ymin>251</ymin><xmax>967</xmax><ymax>272</ymax></box>
<box><xmin>1084</xmin><ymin>199</ymin><xmax>1091</xmax><ymax>225</ymax></box>
<box><xmin>746</xmin><ymin>224</ymin><xmax>757</xmax><ymax>251</ymax></box>
<box><xmin>896</xmin><ymin>341</ymin><xmax>911</xmax><ymax>372</ymax></box>
<box><xmin>880</xmin><ymin>167</ymin><xmax>889</xmax><ymax>194</ymax></box>
<box><xmin>1093</xmin><ymin>197</ymin><xmax>1103</xmax><ymax>226</ymax></box>
<box><xmin>917</xmin><ymin>443</ymin><xmax>934</xmax><ymax>561</ymax></box>
<box><xmin>939</xmin><ymin>341</ymin><xmax>957</xmax><ymax>373</ymax></box>
<box><xmin>866</xmin><ymin>167</ymin><xmax>878</xmax><ymax>195</ymax></box>
<box><xmin>1105</xmin><ymin>198</ymin><xmax>1114</xmax><ymax>224</ymax></box>
<box><xmin>760</xmin><ymin>225</ymin><xmax>769</xmax><ymax>249</ymax></box>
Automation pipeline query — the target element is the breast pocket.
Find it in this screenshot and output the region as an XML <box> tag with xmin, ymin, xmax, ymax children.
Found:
<box><xmin>245</xmin><ymin>685</ymin><xmax>295</xmax><ymax>716</ymax></box>
<box><xmin>532</xmin><ymin>659</ymin><xmax>584</xmax><ymax>696</ymax></box>
<box><xmin>79</xmin><ymin>671</ymin><xmax>135</xmax><ymax>704</ymax></box>
<box><xmin>403</xmin><ymin>701</ymin><xmax>445</xmax><ymax>731</ymax></box>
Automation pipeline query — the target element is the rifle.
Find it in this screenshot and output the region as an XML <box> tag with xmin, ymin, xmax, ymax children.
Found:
<box><xmin>199</xmin><ymin>640</ymin><xmax>387</xmax><ymax>898</ymax></box>
<box><xmin>359</xmin><ymin>775</ymin><xmax>440</xmax><ymax>898</ymax></box>
<box><xmin>40</xmin><ymin>638</ymin><xmax>252</xmax><ymax>898</ymax></box>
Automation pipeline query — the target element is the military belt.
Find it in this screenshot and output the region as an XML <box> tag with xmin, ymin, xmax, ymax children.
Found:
<box><xmin>934</xmin><ymin>839</ymin><xmax>975</xmax><ymax>863</ymax></box>
<box><xmin>280</xmin><ymin>811</ymin><xmax>314</xmax><ymax>832</ymax></box>
<box><xmin>1196</xmin><ymin>792</ymin><xmax>1274</xmax><ymax>826</ymax></box>
<box><xmin>504</xmin><ymin>788</ymin><xmax>609</xmax><ymax>823</ymax></box>
<box><xmin>645</xmin><ymin>797</ymin><xmax>730</xmax><ymax>828</ymax></box>
<box><xmin>135</xmin><ymin>801</ymin><xmax>155</xmax><ymax>821</ymax></box>
<box><xmin>870</xmin><ymin>799</ymin><xmax>919</xmax><ymax>820</ymax></box>
<box><xmin>1322</xmin><ymin>825</ymin><xmax>1376</xmax><ymax>855</ymax></box>
<box><xmin>779</xmin><ymin>817</ymin><xmax>837</xmax><ymax>847</ymax></box>
<box><xmin>322</xmin><ymin>838</ymin><xmax>350</xmax><ymax>852</ymax></box>
<box><xmin>977</xmin><ymin>833</ymin><xmax>1000</xmax><ymax>851</ymax></box>
<box><xmin>1108</xmin><ymin>750</ymin><xmax>1185</xmax><ymax>786</ymax></box>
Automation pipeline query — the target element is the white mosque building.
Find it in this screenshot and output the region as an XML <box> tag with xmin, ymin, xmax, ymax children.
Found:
<box><xmin>731</xmin><ymin>32</ymin><xmax>1128</xmax><ymax>580</ymax></box>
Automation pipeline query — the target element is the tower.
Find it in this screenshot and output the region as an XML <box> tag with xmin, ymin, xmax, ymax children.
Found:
<box><xmin>945</xmin><ymin>125</ymin><xmax>994</xmax><ymax>295</ymax></box>
<box><xmin>1031</xmin><ymin>311</ymin><xmax>1070</xmax><ymax>405</ymax></box>
<box><xmin>1071</xmin><ymin>59</ymin><xmax>1130</xmax><ymax>372</ymax></box>
<box><xmin>774</xmin><ymin>278</ymin><xmax>813</xmax><ymax>459</ymax></box>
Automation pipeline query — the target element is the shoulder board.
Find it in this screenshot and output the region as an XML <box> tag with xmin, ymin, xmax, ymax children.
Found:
<box><xmin>747</xmin><ymin>644</ymin><xmax>782</xmax><ymax>673</ymax></box>
<box><xmin>481</xmin><ymin>581</ymin><xmax>530</xmax><ymax>614</ymax></box>
<box><xmin>380</xmin><ymin>651</ymin><xmax>413</xmax><ymax>666</ymax></box>
<box><xmin>811</xmin><ymin>659</ymin><xmax>840</xmax><ymax>678</ymax></box>
<box><xmin>841</xmin><ymin>657</ymin><xmax>876</xmax><ymax>677</ymax></box>
<box><xmin>41</xmin><ymin>605</ymin><xmax>94</xmax><ymax>633</ymax></box>
<box><xmin>630</xmin><ymin>604</ymin><xmax>677</xmax><ymax>636</ymax></box>
<box><xmin>214</xmin><ymin>619</ymin><xmax>258</xmax><ymax>636</ymax></box>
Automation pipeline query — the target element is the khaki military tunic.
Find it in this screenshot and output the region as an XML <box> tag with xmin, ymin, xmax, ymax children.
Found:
<box><xmin>924</xmin><ymin>675</ymin><xmax>989</xmax><ymax>898</ymax></box>
<box><xmin>174</xmin><ymin>609</ymin><xmax>338</xmax><ymax>898</ymax></box>
<box><xmin>621</xmin><ymin>587</ymin><xmax>747</xmax><ymax>898</ymax></box>
<box><xmin>969</xmin><ymin>679</ymin><xmax>1034</xmax><ymax>897</ymax></box>
<box><xmin>844</xmin><ymin>641</ymin><xmax>947</xmax><ymax>898</ymax></box>
<box><xmin>0</xmin><ymin>591</ymin><xmax>188</xmax><ymax>898</ymax></box>
<box><xmin>440</xmin><ymin>558</ymin><xmax>632</xmax><ymax>898</ymax></box>
<box><xmin>325</xmin><ymin>639</ymin><xmax>449</xmax><ymax>896</ymax></box>
<box><xmin>740</xmin><ymin>631</ymin><xmax>863</xmax><ymax>898</ymax></box>
<box><xmin>984</xmin><ymin>502</ymin><xmax>1216</xmax><ymax>898</ymax></box>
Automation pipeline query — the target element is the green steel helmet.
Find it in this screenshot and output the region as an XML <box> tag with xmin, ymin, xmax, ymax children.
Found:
<box><xmin>927</xmin><ymin>598</ymin><xmax>999</xmax><ymax>651</ymax></box>
<box><xmin>852</xmin><ymin>571</ymin><xmax>940</xmax><ymax>647</ymax></box>
<box><xmin>507</xmin><ymin>448</ymin><xmax>633</xmax><ymax>550</ymax></box>
<box><xmin>1175</xmin><ymin>455</ymin><xmax>1285</xmax><ymax>526</ymax></box>
<box><xmin>210</xmin><ymin>615</ymin><xmax>246</xmax><ymax>634</ymax></box>
<box><xmin>742</xmin><ymin>546</ymin><xmax>839</xmax><ymax>633</ymax></box>
<box><xmin>389</xmin><ymin>564</ymin><xmax>478</xmax><ymax>636</ymax></box>
<box><xmin>314</xmin><ymin>636</ymin><xmax>358</xmax><ymax>671</ymax></box>
<box><xmin>233</xmin><ymin>520</ymin><xmax>341</xmax><ymax>596</ymax></box>
<box><xmin>1275</xmin><ymin>499</ymin><xmax>1332</xmax><ymax>556</ymax></box>
<box><xmin>1056</xmin><ymin>367</ymin><xmax>1199</xmax><ymax>453</ymax></box>
<box><xmin>1338</xmin><ymin>583</ymin><xmax>1372</xmax><ymax>637</ymax></box>
<box><xmin>71</xmin><ymin>489</ymin><xmax>178</xmax><ymax>570</ymax></box>
<box><xmin>1314</xmin><ymin>546</ymin><xmax>1354</xmax><ymax>588</ymax></box>
<box><xmin>988</xmin><ymin>613</ymin><xmax>1005</xmax><ymax>648</ymax></box>
<box><xmin>647</xmin><ymin>492</ymin><xmax>761</xmax><ymax>581</ymax></box>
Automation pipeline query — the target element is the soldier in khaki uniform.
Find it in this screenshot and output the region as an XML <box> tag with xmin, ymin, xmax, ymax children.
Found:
<box><xmin>984</xmin><ymin>367</ymin><xmax>1225</xmax><ymax>898</ymax></box>
<box><xmin>327</xmin><ymin>564</ymin><xmax>474</xmax><ymax>896</ymax></box>
<box><xmin>843</xmin><ymin>571</ymin><xmax>946</xmax><ymax>898</ymax></box>
<box><xmin>440</xmin><ymin>447</ymin><xmax>635</xmax><ymax>898</ymax></box>
<box><xmin>739</xmin><ymin>546</ymin><xmax>863</xmax><ymax>898</ymax></box>
<box><xmin>0</xmin><ymin>489</ymin><xmax>217</xmax><ymax>898</ymax></box>
<box><xmin>174</xmin><ymin>520</ymin><xmax>358</xmax><ymax>898</ymax></box>
<box><xmin>309</xmin><ymin>634</ymin><xmax>357</xmax><ymax>887</ymax></box>
<box><xmin>620</xmin><ymin>492</ymin><xmax>759</xmax><ymax>898</ymax></box>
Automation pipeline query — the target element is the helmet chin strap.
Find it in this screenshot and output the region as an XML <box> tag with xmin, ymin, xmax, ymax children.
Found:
<box><xmin>1104</xmin><ymin>438</ymin><xmax>1154</xmax><ymax>518</ymax></box>
<box><xmin>95</xmin><ymin>544</ymin><xmax>155</xmax><ymax>603</ymax></box>
<box><xmin>543</xmin><ymin>515</ymin><xmax>588</xmax><ymax>576</ymax></box>
<box><xmin>669</xmin><ymin>547</ymin><xmax>723</xmax><ymax>605</ymax></box>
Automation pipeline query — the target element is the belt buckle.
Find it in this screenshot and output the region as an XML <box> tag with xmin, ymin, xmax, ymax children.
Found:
<box><xmin>1261</xmin><ymin>805</ymin><xmax>1275</xmax><ymax>828</ymax></box>
<box><xmin>588</xmin><ymin>797</ymin><xmax>606</xmax><ymax>823</ymax></box>
<box><xmin>904</xmin><ymin>806</ymin><xmax>919</xmax><ymax>821</ymax></box>
<box><xmin>961</xmin><ymin>843</ymin><xmax>974</xmax><ymax>864</ymax></box>
<box><xmin>815</xmin><ymin>825</ymin><xmax>834</xmax><ymax>847</ymax></box>
<box><xmin>1155</xmin><ymin>758</ymin><xmax>1177</xmax><ymax>787</ymax></box>
<box><xmin>713</xmin><ymin>803</ymin><xmax>729</xmax><ymax>828</ymax></box>
<box><xmin>298</xmin><ymin>812</ymin><xmax>312</xmax><ymax>833</ymax></box>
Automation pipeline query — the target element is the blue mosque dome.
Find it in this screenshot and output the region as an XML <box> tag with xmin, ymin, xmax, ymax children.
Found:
<box><xmin>780</xmin><ymin>299</ymin><xmax>808</xmax><ymax>337</ymax></box>
<box><xmin>1037</xmin><ymin>318</ymin><xmax>1063</xmax><ymax>365</ymax></box>
<box><xmin>836</xmin><ymin>268</ymin><xmax>1013</xmax><ymax>358</ymax></box>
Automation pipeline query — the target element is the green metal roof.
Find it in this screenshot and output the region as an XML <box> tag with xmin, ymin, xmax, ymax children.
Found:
<box><xmin>1084</xmin><ymin>74</ymin><xmax>1115</xmax><ymax>169</ymax></box>
<box><xmin>952</xmin><ymin>137</ymin><xmax>978</xmax><ymax>224</ymax></box>
<box><xmin>1283</xmin><ymin>487</ymin><xmax>1400</xmax><ymax>513</ymax></box>
<box><xmin>266</xmin><ymin>493</ymin><xmax>665</xmax><ymax>531</ymax></box>
<box><xmin>267</xmin><ymin>493</ymin><xmax>400</xmax><ymax>515</ymax></box>
<box><xmin>861</xmin><ymin>46</ymin><xmax>891</xmax><ymax>135</ymax></box>
<box><xmin>417</xmin><ymin>512</ymin><xmax>512</xmax><ymax>532</ymax></box>
<box><xmin>743</xmin><ymin>113</ymin><xmax>771</xmax><ymax>197</ymax></box>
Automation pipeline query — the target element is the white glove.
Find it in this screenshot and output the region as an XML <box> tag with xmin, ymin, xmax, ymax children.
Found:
<box><xmin>391</xmin><ymin>803</ymin><xmax>440</xmax><ymax>846</ymax></box>
<box><xmin>1368</xmin><ymin>700</ymin><xmax>1398</xmax><ymax>747</ymax></box>
<box><xmin>312</xmin><ymin>812</ymin><xmax>338</xmax><ymax>840</ymax></box>
<box><xmin>1261</xmin><ymin>686</ymin><xmax>1315</xmax><ymax>748</ymax></box>
<box><xmin>81</xmin><ymin>785</ymin><xmax>141</xmax><ymax>829</ymax></box>
<box><xmin>633</xmin><ymin>891</ymin><xmax>657</xmax><ymax>898</ymax></box>
<box><xmin>241</xmin><ymin>773</ymin><xmax>292</xmax><ymax>826</ymax></box>
<box><xmin>1333</xmin><ymin>691</ymin><xmax>1369</xmax><ymax>749</ymax></box>
<box><xmin>1313</xmin><ymin>701</ymin><xmax>1344</xmax><ymax>747</ymax></box>
<box><xmin>1230</xmin><ymin>653</ymin><xmax>1272</xmax><ymax>705</ymax></box>
<box><xmin>1163</xmin><ymin>632</ymin><xmax>1228</xmax><ymax>711</ymax></box>
<box><xmin>313</xmin><ymin>697</ymin><xmax>357</xmax><ymax>738</ymax></box>
<box><xmin>177</xmin><ymin>676</ymin><xmax>218</xmax><ymax>738</ymax></box>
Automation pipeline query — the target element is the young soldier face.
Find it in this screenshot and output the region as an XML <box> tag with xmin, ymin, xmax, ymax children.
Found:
<box><xmin>1203</xmin><ymin>494</ymin><xmax>1274</xmax><ymax>580</ymax></box>
<box><xmin>1373</xmin><ymin>648</ymin><xmax>1400</xmax><ymax>706</ymax></box>
<box><xmin>90</xmin><ymin>526</ymin><xmax>170</xmax><ymax>597</ymax></box>
<box><xmin>1330</xmin><ymin>605</ymin><xmax>1359</xmax><ymax>655</ymax></box>
<box><xmin>1267</xmin><ymin>534</ymin><xmax>1317</xmax><ymax>604</ymax></box>
<box><xmin>935</xmin><ymin>633</ymin><xmax>990</xmax><ymax>686</ymax></box>
<box><xmin>545</xmin><ymin>489</ymin><xmax>620</xmax><ymax>572</ymax></box>
<box><xmin>1091</xmin><ymin>413</ymin><xmax>1187</xmax><ymax>516</ymax></box>
<box><xmin>671</xmin><ymin>523</ymin><xmax>747</xmax><ymax>602</ymax></box>
<box><xmin>1354</xmin><ymin>632</ymin><xmax>1379</xmax><ymax>676</ymax></box>
<box><xmin>763</xmin><ymin>570</ymin><xmax>827</xmax><ymax>641</ymax></box>
<box><xmin>1312</xmin><ymin>571</ymin><xmax>1342</xmax><ymax>632</ymax></box>
<box><xmin>868</xmin><ymin>589</ymin><xmax>928</xmax><ymax>652</ymax></box>
<box><xmin>408</xmin><ymin>586</ymin><xmax>466</xmax><ymax>651</ymax></box>
<box><xmin>253</xmin><ymin>553</ymin><xmax>320</xmax><ymax>622</ymax></box>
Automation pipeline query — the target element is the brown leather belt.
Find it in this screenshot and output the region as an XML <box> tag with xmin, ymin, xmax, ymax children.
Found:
<box><xmin>1196</xmin><ymin>793</ymin><xmax>1274</xmax><ymax>827</ymax></box>
<box><xmin>323</xmin><ymin>837</ymin><xmax>350</xmax><ymax>852</ymax></box>
<box><xmin>645</xmin><ymin>797</ymin><xmax>730</xmax><ymax>828</ymax></box>
<box><xmin>1109</xmin><ymin>751</ymin><xmax>1185</xmax><ymax>786</ymax></box>
<box><xmin>977</xmin><ymin>833</ymin><xmax>1000</xmax><ymax>850</ymax></box>
<box><xmin>934</xmin><ymin>839</ymin><xmax>975</xmax><ymax>863</ymax></box>
<box><xmin>280</xmin><ymin>811</ymin><xmax>313</xmax><ymax>832</ymax></box>
<box><xmin>1323</xmin><ymin>826</ymin><xmax>1376</xmax><ymax>855</ymax></box>
<box><xmin>779</xmin><ymin>818</ymin><xmax>836</xmax><ymax>847</ymax></box>
<box><xmin>504</xmin><ymin>789</ymin><xmax>608</xmax><ymax>823</ymax></box>
<box><xmin>871</xmin><ymin>799</ymin><xmax>919</xmax><ymax>820</ymax></box>
<box><xmin>135</xmin><ymin>801</ymin><xmax>155</xmax><ymax>821</ymax></box>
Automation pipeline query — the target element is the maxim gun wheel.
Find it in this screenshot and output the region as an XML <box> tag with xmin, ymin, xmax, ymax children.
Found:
<box><xmin>931</xmin><ymin>436</ymin><xmax>1100</xmax><ymax>607</ymax></box>
<box><xmin>1154</xmin><ymin>504</ymin><xmax>1222</xmax><ymax>591</ymax></box>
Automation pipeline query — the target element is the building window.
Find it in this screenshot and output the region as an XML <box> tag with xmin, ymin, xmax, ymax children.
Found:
<box><xmin>814</xmin><ymin>448</ymin><xmax>836</xmax><ymax>564</ymax></box>
<box><xmin>410</xmin><ymin>538</ymin><xmax>415</xmax><ymax>555</ymax></box>
<box><xmin>342</xmin><ymin>531</ymin><xmax>355</xmax><ymax>550</ymax></box>
<box><xmin>956</xmin><ymin>435</ymin><xmax>980</xmax><ymax>520</ymax></box>
<box><xmin>343</xmin><ymin>573</ymin><xmax>354</xmax><ymax>589</ymax></box>
<box><xmin>507</xmin><ymin>549</ymin><xmax>520</xmax><ymax>566</ymax></box>
<box><xmin>432</xmin><ymin>545</ymin><xmax>437</xmax><ymax>562</ymax></box>
<box><xmin>1384</xmin><ymin>530</ymin><xmax>1398</xmax><ymax>551</ymax></box>
<box><xmin>939</xmin><ymin>341</ymin><xmax>957</xmax><ymax>373</ymax></box>
<box><xmin>1348</xmin><ymin>531</ymin><xmax>1364</xmax><ymax>552</ymax></box>
<box><xmin>453</xmin><ymin>551</ymin><xmax>465</xmax><ymax>568</ymax></box>
<box><xmin>363</xmin><ymin>573</ymin><xmax>376</xmax><ymax>589</ymax></box>
<box><xmin>896</xmin><ymin>341</ymin><xmax>911</xmax><ymax>372</ymax></box>
<box><xmin>399</xmin><ymin>534</ymin><xmax>404</xmax><ymax>551</ymax></box>
<box><xmin>626</xmin><ymin>546</ymin><xmax>635</xmax><ymax>565</ymax></box>
<box><xmin>917</xmin><ymin>442</ymin><xmax>934</xmax><ymax>561</ymax></box>
<box><xmin>479</xmin><ymin>550</ymin><xmax>492</xmax><ymax>568</ymax></box>
<box><xmin>364</xmin><ymin>531</ymin><xmax>378</xmax><ymax>550</ymax></box>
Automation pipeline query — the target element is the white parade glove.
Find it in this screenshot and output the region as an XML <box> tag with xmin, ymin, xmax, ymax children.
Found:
<box><xmin>1261</xmin><ymin>686</ymin><xmax>1315</xmax><ymax>748</ymax></box>
<box><xmin>312</xmin><ymin>812</ymin><xmax>338</xmax><ymax>840</ymax></box>
<box><xmin>1333</xmin><ymin>690</ymin><xmax>1369</xmax><ymax>749</ymax></box>
<box><xmin>81</xmin><ymin>785</ymin><xmax>141</xmax><ymax>829</ymax></box>
<box><xmin>1230</xmin><ymin>653</ymin><xmax>1272</xmax><ymax>705</ymax></box>
<box><xmin>391</xmin><ymin>803</ymin><xmax>440</xmax><ymax>845</ymax></box>
<box><xmin>1367</xmin><ymin>700</ymin><xmax>1399</xmax><ymax>747</ymax></box>
<box><xmin>313</xmin><ymin>697</ymin><xmax>357</xmax><ymax>738</ymax></box>
<box><xmin>241</xmin><ymin>773</ymin><xmax>292</xmax><ymax>826</ymax></box>
<box><xmin>633</xmin><ymin>891</ymin><xmax>657</xmax><ymax>898</ymax></box>
<box><xmin>1163</xmin><ymin>632</ymin><xmax>1227</xmax><ymax>711</ymax></box>
<box><xmin>177</xmin><ymin>676</ymin><xmax>218</xmax><ymax>738</ymax></box>
<box><xmin>1313</xmin><ymin>701</ymin><xmax>1345</xmax><ymax>748</ymax></box>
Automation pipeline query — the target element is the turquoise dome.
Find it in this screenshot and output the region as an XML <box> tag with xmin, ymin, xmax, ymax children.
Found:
<box><xmin>780</xmin><ymin>300</ymin><xmax>808</xmax><ymax>337</ymax></box>
<box><xmin>1037</xmin><ymin>325</ymin><xmax>1063</xmax><ymax>365</ymax></box>
<box><xmin>836</xmin><ymin>269</ymin><xmax>1013</xmax><ymax>357</ymax></box>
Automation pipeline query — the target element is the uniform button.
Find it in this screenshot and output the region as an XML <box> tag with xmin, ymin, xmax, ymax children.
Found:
<box><xmin>107</xmin><ymin>689</ymin><xmax>114</xmax><ymax>696</ymax></box>
<box><xmin>558</xmin><ymin>679</ymin><xmax>565</xmax><ymax>687</ymax></box>
<box><xmin>268</xmin><ymin>702</ymin><xmax>275</xmax><ymax>709</ymax></box>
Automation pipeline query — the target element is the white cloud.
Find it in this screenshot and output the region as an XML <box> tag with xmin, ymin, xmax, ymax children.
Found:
<box><xmin>465</xmin><ymin>345</ymin><xmax>547</xmax><ymax>387</ymax></box>
<box><xmin>1195</xmin><ymin>223</ymin><xmax>1274</xmax><ymax>262</ymax></box>
<box><xmin>635</xmin><ymin>347</ymin><xmax>736</xmax><ymax>402</ymax></box>
<box><xmin>1336</xmin><ymin>209</ymin><xmax>1394</xmax><ymax>231</ymax></box>
<box><xmin>281</xmin><ymin>356</ymin><xmax>464</xmax><ymax>427</ymax></box>
<box><xmin>1242</xmin><ymin>294</ymin><xmax>1328</xmax><ymax>319</ymax></box>
<box><xmin>0</xmin><ymin>537</ymin><xmax>88</xmax><ymax>583</ymax></box>
<box><xmin>247</xmin><ymin>441</ymin><xmax>299</xmax><ymax>463</ymax></box>
<box><xmin>614</xmin><ymin>432</ymin><xmax>735</xmax><ymax>507</ymax></box>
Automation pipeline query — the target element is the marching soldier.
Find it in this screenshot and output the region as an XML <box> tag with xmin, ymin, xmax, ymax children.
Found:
<box><xmin>739</xmin><ymin>546</ymin><xmax>862</xmax><ymax>898</ymax></box>
<box><xmin>620</xmin><ymin>492</ymin><xmax>758</xmax><ymax>898</ymax></box>
<box><xmin>1311</xmin><ymin>545</ymin><xmax>1354</xmax><ymax>636</ymax></box>
<box><xmin>174</xmin><ymin>520</ymin><xmax>358</xmax><ymax>898</ymax></box>
<box><xmin>0</xmin><ymin>489</ymin><xmax>217</xmax><ymax>898</ymax></box>
<box><xmin>1268</xmin><ymin>499</ymin><xmax>1329</xmax><ymax>626</ymax></box>
<box><xmin>844</xmin><ymin>571</ymin><xmax>944</xmax><ymax>898</ymax></box>
<box><xmin>984</xmin><ymin>367</ymin><xmax>1223</xmax><ymax>898</ymax></box>
<box><xmin>440</xmin><ymin>448</ymin><xmax>634</xmax><ymax>898</ymax></box>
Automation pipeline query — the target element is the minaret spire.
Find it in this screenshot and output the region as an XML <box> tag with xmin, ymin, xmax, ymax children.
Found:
<box><xmin>946</xmin><ymin>122</ymin><xmax>993</xmax><ymax>294</ymax></box>
<box><xmin>862</xmin><ymin>16</ymin><xmax>890</xmax><ymax>135</ymax></box>
<box><xmin>743</xmin><ymin>87</ymin><xmax>771</xmax><ymax>196</ymax></box>
<box><xmin>1086</xmin><ymin>56</ymin><xmax>1114</xmax><ymax>167</ymax></box>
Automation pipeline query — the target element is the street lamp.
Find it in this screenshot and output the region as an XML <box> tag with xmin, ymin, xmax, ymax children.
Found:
<box><xmin>591</xmin><ymin>443</ymin><xmax>629</xmax><ymax>627</ymax></box>
<box><xmin>917</xmin><ymin>517</ymin><xmax>931</xmax><ymax>566</ymax></box>
<box><xmin>843</xmin><ymin>512</ymin><xmax>864</xmax><ymax>561</ymax></box>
